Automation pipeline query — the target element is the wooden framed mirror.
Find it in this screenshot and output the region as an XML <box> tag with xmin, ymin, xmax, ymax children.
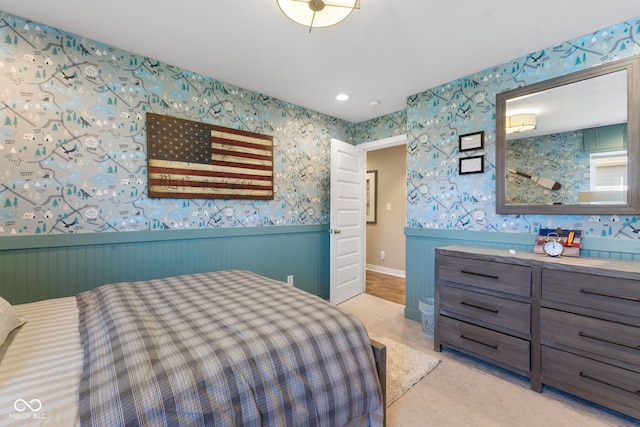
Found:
<box><xmin>496</xmin><ymin>56</ymin><xmax>640</xmax><ymax>214</ymax></box>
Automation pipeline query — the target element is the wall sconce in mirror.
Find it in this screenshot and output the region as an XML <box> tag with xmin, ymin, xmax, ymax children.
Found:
<box><xmin>459</xmin><ymin>155</ymin><xmax>484</xmax><ymax>175</ymax></box>
<box><xmin>506</xmin><ymin>114</ymin><xmax>536</xmax><ymax>134</ymax></box>
<box><xmin>458</xmin><ymin>131</ymin><xmax>484</xmax><ymax>152</ymax></box>
<box><xmin>495</xmin><ymin>55</ymin><xmax>640</xmax><ymax>215</ymax></box>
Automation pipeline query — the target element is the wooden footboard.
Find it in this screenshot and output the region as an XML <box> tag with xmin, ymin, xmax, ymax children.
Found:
<box><xmin>370</xmin><ymin>339</ymin><xmax>387</xmax><ymax>426</ymax></box>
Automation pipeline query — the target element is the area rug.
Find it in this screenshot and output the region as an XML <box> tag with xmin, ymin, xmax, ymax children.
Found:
<box><xmin>370</xmin><ymin>334</ymin><xmax>440</xmax><ymax>407</ymax></box>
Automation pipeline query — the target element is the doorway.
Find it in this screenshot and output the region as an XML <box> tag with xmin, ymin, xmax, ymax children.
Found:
<box><xmin>360</xmin><ymin>135</ymin><xmax>407</xmax><ymax>305</ymax></box>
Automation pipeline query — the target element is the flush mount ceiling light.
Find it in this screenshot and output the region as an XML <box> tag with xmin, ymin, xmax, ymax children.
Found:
<box><xmin>277</xmin><ymin>0</ymin><xmax>360</xmax><ymax>33</ymax></box>
<box><xmin>506</xmin><ymin>113</ymin><xmax>536</xmax><ymax>134</ymax></box>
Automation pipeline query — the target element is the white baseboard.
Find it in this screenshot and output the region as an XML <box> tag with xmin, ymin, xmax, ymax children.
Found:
<box><xmin>366</xmin><ymin>264</ymin><xmax>406</xmax><ymax>278</ymax></box>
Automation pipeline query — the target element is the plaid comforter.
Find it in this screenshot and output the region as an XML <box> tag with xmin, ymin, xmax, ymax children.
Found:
<box><xmin>76</xmin><ymin>270</ymin><xmax>382</xmax><ymax>426</ymax></box>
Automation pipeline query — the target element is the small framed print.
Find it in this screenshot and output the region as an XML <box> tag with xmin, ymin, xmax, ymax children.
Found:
<box><xmin>458</xmin><ymin>131</ymin><xmax>484</xmax><ymax>152</ymax></box>
<box><xmin>459</xmin><ymin>155</ymin><xmax>484</xmax><ymax>175</ymax></box>
<box><xmin>366</xmin><ymin>170</ymin><xmax>377</xmax><ymax>224</ymax></box>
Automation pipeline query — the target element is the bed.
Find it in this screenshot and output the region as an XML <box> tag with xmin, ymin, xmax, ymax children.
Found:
<box><xmin>0</xmin><ymin>270</ymin><xmax>384</xmax><ymax>426</ymax></box>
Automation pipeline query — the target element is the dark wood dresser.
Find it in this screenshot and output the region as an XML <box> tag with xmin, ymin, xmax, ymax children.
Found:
<box><xmin>434</xmin><ymin>245</ymin><xmax>640</xmax><ymax>420</ymax></box>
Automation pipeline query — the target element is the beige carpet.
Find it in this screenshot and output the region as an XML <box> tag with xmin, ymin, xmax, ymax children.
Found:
<box><xmin>368</xmin><ymin>333</ymin><xmax>439</xmax><ymax>406</ymax></box>
<box><xmin>339</xmin><ymin>293</ymin><xmax>639</xmax><ymax>427</ymax></box>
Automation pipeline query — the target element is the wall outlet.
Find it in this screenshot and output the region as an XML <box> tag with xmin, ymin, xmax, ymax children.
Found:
<box><xmin>380</xmin><ymin>251</ymin><xmax>385</xmax><ymax>260</ymax></box>
<box><xmin>287</xmin><ymin>275</ymin><xmax>294</xmax><ymax>286</ymax></box>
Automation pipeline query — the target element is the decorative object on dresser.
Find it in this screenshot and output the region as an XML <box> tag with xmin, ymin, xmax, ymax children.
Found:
<box><xmin>534</xmin><ymin>228</ymin><xmax>582</xmax><ymax>257</ymax></box>
<box><xmin>434</xmin><ymin>245</ymin><xmax>640</xmax><ymax>421</ymax></box>
<box><xmin>541</xmin><ymin>234</ymin><xmax>564</xmax><ymax>257</ymax></box>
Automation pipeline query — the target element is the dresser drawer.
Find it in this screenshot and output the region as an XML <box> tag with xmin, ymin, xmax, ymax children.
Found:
<box><xmin>438</xmin><ymin>315</ymin><xmax>530</xmax><ymax>374</ymax></box>
<box><xmin>542</xmin><ymin>346</ymin><xmax>640</xmax><ymax>419</ymax></box>
<box><xmin>542</xmin><ymin>270</ymin><xmax>640</xmax><ymax>323</ymax></box>
<box><xmin>438</xmin><ymin>256</ymin><xmax>531</xmax><ymax>298</ymax></box>
<box><xmin>541</xmin><ymin>308</ymin><xmax>640</xmax><ymax>371</ymax></box>
<box><xmin>440</xmin><ymin>285</ymin><xmax>530</xmax><ymax>337</ymax></box>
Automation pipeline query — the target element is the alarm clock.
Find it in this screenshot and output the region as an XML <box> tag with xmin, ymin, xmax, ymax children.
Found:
<box><xmin>542</xmin><ymin>233</ymin><xmax>564</xmax><ymax>257</ymax></box>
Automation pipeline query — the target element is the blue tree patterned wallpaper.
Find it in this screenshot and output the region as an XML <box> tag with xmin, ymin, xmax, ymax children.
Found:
<box><xmin>0</xmin><ymin>11</ymin><xmax>359</xmax><ymax>235</ymax></box>
<box><xmin>506</xmin><ymin>130</ymin><xmax>590</xmax><ymax>206</ymax></box>
<box><xmin>1</xmin><ymin>10</ymin><xmax>639</xmax><ymax>241</ymax></box>
<box><xmin>352</xmin><ymin>110</ymin><xmax>407</xmax><ymax>143</ymax></box>
<box><xmin>406</xmin><ymin>17</ymin><xmax>640</xmax><ymax>239</ymax></box>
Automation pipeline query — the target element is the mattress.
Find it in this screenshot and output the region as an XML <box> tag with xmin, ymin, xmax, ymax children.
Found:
<box><xmin>0</xmin><ymin>296</ymin><xmax>81</xmax><ymax>426</ymax></box>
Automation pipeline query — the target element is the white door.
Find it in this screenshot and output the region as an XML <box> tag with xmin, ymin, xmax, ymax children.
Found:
<box><xmin>330</xmin><ymin>138</ymin><xmax>366</xmax><ymax>304</ymax></box>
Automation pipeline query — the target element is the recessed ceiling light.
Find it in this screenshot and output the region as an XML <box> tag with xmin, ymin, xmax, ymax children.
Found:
<box><xmin>335</xmin><ymin>93</ymin><xmax>350</xmax><ymax>101</ymax></box>
<box><xmin>368</xmin><ymin>100</ymin><xmax>380</xmax><ymax>108</ymax></box>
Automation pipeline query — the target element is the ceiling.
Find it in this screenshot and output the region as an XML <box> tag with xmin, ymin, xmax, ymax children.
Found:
<box><xmin>506</xmin><ymin>69</ymin><xmax>627</xmax><ymax>139</ymax></box>
<box><xmin>1</xmin><ymin>1</ymin><xmax>640</xmax><ymax>123</ymax></box>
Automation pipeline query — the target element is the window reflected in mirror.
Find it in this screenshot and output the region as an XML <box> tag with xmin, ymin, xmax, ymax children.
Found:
<box><xmin>504</xmin><ymin>71</ymin><xmax>627</xmax><ymax>207</ymax></box>
<box><xmin>496</xmin><ymin>56</ymin><xmax>640</xmax><ymax>215</ymax></box>
<box><xmin>584</xmin><ymin>151</ymin><xmax>627</xmax><ymax>204</ymax></box>
<box><xmin>505</xmin><ymin>126</ymin><xmax>627</xmax><ymax>206</ymax></box>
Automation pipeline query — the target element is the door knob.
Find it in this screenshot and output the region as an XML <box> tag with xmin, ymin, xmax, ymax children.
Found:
<box><xmin>329</xmin><ymin>228</ymin><xmax>341</xmax><ymax>234</ymax></box>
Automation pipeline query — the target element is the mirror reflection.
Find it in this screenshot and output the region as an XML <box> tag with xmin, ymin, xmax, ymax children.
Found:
<box><xmin>496</xmin><ymin>56</ymin><xmax>640</xmax><ymax>215</ymax></box>
<box><xmin>506</xmin><ymin>70</ymin><xmax>627</xmax><ymax>206</ymax></box>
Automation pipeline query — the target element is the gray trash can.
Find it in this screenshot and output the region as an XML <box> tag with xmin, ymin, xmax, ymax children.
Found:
<box><xmin>419</xmin><ymin>297</ymin><xmax>435</xmax><ymax>337</ymax></box>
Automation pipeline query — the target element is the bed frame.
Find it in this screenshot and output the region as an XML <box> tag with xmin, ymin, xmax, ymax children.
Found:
<box><xmin>370</xmin><ymin>339</ymin><xmax>387</xmax><ymax>426</ymax></box>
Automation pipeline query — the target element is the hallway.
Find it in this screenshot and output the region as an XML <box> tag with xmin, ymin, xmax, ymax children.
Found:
<box><xmin>365</xmin><ymin>270</ymin><xmax>405</xmax><ymax>305</ymax></box>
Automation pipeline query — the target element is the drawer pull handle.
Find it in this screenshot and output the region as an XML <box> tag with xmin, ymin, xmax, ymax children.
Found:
<box><xmin>460</xmin><ymin>334</ymin><xmax>498</xmax><ymax>349</ymax></box>
<box><xmin>461</xmin><ymin>270</ymin><xmax>499</xmax><ymax>280</ymax></box>
<box><xmin>580</xmin><ymin>288</ymin><xmax>640</xmax><ymax>303</ymax></box>
<box><xmin>461</xmin><ymin>301</ymin><xmax>499</xmax><ymax>313</ymax></box>
<box><xmin>579</xmin><ymin>372</ymin><xmax>640</xmax><ymax>396</ymax></box>
<box><xmin>578</xmin><ymin>331</ymin><xmax>640</xmax><ymax>350</ymax></box>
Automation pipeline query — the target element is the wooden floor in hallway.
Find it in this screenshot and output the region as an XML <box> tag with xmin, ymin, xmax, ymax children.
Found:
<box><xmin>365</xmin><ymin>270</ymin><xmax>405</xmax><ymax>305</ymax></box>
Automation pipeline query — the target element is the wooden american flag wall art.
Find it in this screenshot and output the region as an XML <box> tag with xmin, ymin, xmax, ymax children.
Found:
<box><xmin>146</xmin><ymin>113</ymin><xmax>274</xmax><ymax>200</ymax></box>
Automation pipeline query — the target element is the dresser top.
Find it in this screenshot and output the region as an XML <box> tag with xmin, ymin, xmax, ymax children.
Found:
<box><xmin>436</xmin><ymin>245</ymin><xmax>640</xmax><ymax>279</ymax></box>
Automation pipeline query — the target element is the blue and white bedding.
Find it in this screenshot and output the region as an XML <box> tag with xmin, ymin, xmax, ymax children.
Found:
<box><xmin>0</xmin><ymin>296</ymin><xmax>82</xmax><ymax>426</ymax></box>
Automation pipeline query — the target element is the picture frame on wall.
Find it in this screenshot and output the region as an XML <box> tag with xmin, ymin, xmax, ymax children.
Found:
<box><xmin>459</xmin><ymin>155</ymin><xmax>484</xmax><ymax>175</ymax></box>
<box><xmin>458</xmin><ymin>131</ymin><xmax>484</xmax><ymax>152</ymax></box>
<box><xmin>366</xmin><ymin>170</ymin><xmax>378</xmax><ymax>224</ymax></box>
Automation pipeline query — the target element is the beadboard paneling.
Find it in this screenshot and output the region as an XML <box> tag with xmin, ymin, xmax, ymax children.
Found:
<box><xmin>405</xmin><ymin>228</ymin><xmax>640</xmax><ymax>322</ymax></box>
<box><xmin>0</xmin><ymin>226</ymin><xmax>329</xmax><ymax>304</ymax></box>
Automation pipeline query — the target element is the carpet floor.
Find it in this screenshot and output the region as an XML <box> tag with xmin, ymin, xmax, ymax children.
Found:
<box><xmin>338</xmin><ymin>293</ymin><xmax>639</xmax><ymax>427</ymax></box>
